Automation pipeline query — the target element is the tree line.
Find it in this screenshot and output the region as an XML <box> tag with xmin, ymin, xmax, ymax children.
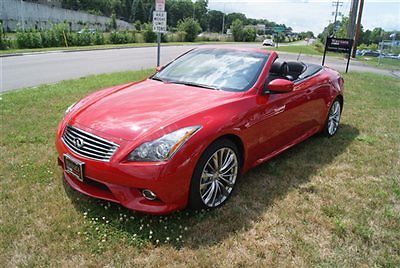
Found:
<box><xmin>318</xmin><ymin>17</ymin><xmax>398</xmax><ymax>50</ymax></box>
<box><xmin>61</xmin><ymin>0</ymin><xmax>289</xmax><ymax>33</ymax></box>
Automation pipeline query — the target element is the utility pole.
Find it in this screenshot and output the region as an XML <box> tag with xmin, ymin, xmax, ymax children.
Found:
<box><xmin>352</xmin><ymin>0</ymin><xmax>364</xmax><ymax>58</ymax></box>
<box><xmin>347</xmin><ymin>0</ymin><xmax>359</xmax><ymax>40</ymax></box>
<box><xmin>221</xmin><ymin>3</ymin><xmax>225</xmax><ymax>35</ymax></box>
<box><xmin>332</xmin><ymin>0</ymin><xmax>343</xmax><ymax>35</ymax></box>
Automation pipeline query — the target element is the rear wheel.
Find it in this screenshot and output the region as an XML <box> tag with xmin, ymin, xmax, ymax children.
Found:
<box><xmin>323</xmin><ymin>99</ymin><xmax>341</xmax><ymax>137</ymax></box>
<box><xmin>189</xmin><ymin>139</ymin><xmax>240</xmax><ymax>210</ymax></box>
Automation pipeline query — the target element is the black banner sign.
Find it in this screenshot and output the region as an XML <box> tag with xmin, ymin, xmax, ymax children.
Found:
<box><xmin>326</xmin><ymin>37</ymin><xmax>354</xmax><ymax>53</ymax></box>
<box><xmin>322</xmin><ymin>37</ymin><xmax>354</xmax><ymax>73</ymax></box>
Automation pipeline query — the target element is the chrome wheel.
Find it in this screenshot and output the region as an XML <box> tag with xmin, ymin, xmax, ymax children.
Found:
<box><xmin>328</xmin><ymin>100</ymin><xmax>341</xmax><ymax>135</ymax></box>
<box><xmin>199</xmin><ymin>148</ymin><xmax>238</xmax><ymax>208</ymax></box>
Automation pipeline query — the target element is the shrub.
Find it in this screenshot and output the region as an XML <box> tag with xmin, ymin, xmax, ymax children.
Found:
<box><xmin>76</xmin><ymin>31</ymin><xmax>92</xmax><ymax>46</ymax></box>
<box><xmin>0</xmin><ymin>23</ymin><xmax>9</xmax><ymax>50</ymax></box>
<box><xmin>16</xmin><ymin>30</ymin><xmax>43</xmax><ymax>48</ymax></box>
<box><xmin>143</xmin><ymin>24</ymin><xmax>157</xmax><ymax>43</ymax></box>
<box><xmin>109</xmin><ymin>31</ymin><xmax>133</xmax><ymax>44</ymax></box>
<box><xmin>135</xmin><ymin>32</ymin><xmax>145</xmax><ymax>43</ymax></box>
<box><xmin>93</xmin><ymin>31</ymin><xmax>105</xmax><ymax>45</ymax></box>
<box><xmin>231</xmin><ymin>19</ymin><xmax>244</xmax><ymax>42</ymax></box>
<box><xmin>242</xmin><ymin>28</ymin><xmax>256</xmax><ymax>42</ymax></box>
<box><xmin>177</xmin><ymin>18</ymin><xmax>201</xmax><ymax>42</ymax></box>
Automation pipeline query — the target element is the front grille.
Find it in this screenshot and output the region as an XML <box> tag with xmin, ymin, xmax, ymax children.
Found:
<box><xmin>62</xmin><ymin>125</ymin><xmax>119</xmax><ymax>161</ymax></box>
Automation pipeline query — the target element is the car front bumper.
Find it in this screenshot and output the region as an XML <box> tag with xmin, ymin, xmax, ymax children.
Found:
<box><xmin>56</xmin><ymin>133</ymin><xmax>197</xmax><ymax>215</ymax></box>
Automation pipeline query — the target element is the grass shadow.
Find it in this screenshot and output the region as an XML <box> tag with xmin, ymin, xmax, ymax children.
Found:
<box><xmin>64</xmin><ymin>123</ymin><xmax>359</xmax><ymax>250</ymax></box>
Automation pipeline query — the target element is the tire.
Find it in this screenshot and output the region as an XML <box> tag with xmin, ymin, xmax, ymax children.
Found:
<box><xmin>323</xmin><ymin>98</ymin><xmax>342</xmax><ymax>137</ymax></box>
<box><xmin>189</xmin><ymin>139</ymin><xmax>241</xmax><ymax>210</ymax></box>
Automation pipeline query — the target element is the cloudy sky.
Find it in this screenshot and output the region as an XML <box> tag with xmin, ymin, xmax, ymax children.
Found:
<box><xmin>208</xmin><ymin>0</ymin><xmax>400</xmax><ymax>34</ymax></box>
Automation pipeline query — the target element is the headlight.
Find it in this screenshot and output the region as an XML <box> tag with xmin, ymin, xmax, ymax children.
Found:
<box><xmin>126</xmin><ymin>126</ymin><xmax>201</xmax><ymax>162</ymax></box>
<box><xmin>64</xmin><ymin>102</ymin><xmax>77</xmax><ymax>116</ymax></box>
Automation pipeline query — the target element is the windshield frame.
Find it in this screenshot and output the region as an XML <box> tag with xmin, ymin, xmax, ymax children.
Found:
<box><xmin>152</xmin><ymin>48</ymin><xmax>269</xmax><ymax>92</ymax></box>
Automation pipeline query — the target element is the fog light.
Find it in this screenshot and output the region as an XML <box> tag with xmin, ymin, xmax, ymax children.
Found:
<box><xmin>142</xmin><ymin>189</ymin><xmax>157</xmax><ymax>201</ymax></box>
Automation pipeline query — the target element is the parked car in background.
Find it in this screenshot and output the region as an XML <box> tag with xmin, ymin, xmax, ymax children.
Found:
<box><xmin>57</xmin><ymin>47</ymin><xmax>344</xmax><ymax>215</ymax></box>
<box><xmin>77</xmin><ymin>28</ymin><xmax>97</xmax><ymax>34</ymax></box>
<box><xmin>360</xmin><ymin>50</ymin><xmax>380</xmax><ymax>57</ymax></box>
<box><xmin>262</xmin><ymin>39</ymin><xmax>275</xmax><ymax>46</ymax></box>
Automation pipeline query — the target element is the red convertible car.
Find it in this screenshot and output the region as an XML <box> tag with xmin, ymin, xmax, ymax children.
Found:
<box><xmin>56</xmin><ymin>47</ymin><xmax>343</xmax><ymax>215</ymax></box>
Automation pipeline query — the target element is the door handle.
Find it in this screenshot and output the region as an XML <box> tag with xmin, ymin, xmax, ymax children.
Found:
<box><xmin>274</xmin><ymin>105</ymin><xmax>286</xmax><ymax>113</ymax></box>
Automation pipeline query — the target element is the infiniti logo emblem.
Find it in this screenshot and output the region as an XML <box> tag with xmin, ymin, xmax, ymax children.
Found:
<box><xmin>74</xmin><ymin>138</ymin><xmax>84</xmax><ymax>148</ymax></box>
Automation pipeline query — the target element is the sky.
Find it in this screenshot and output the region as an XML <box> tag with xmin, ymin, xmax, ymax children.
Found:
<box><xmin>208</xmin><ymin>0</ymin><xmax>400</xmax><ymax>35</ymax></box>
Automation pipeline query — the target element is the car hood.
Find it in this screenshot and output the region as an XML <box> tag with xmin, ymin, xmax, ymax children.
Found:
<box><xmin>70</xmin><ymin>79</ymin><xmax>238</xmax><ymax>141</ymax></box>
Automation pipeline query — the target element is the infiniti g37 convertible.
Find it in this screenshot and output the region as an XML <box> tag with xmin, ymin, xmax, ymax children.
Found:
<box><xmin>56</xmin><ymin>47</ymin><xmax>344</xmax><ymax>214</ymax></box>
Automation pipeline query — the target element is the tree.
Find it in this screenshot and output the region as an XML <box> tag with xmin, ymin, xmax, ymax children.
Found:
<box><xmin>242</xmin><ymin>27</ymin><xmax>256</xmax><ymax>42</ymax></box>
<box><xmin>208</xmin><ymin>10</ymin><xmax>223</xmax><ymax>32</ymax></box>
<box><xmin>110</xmin><ymin>12</ymin><xmax>117</xmax><ymax>30</ymax></box>
<box><xmin>194</xmin><ymin>0</ymin><xmax>209</xmax><ymax>30</ymax></box>
<box><xmin>177</xmin><ymin>18</ymin><xmax>201</xmax><ymax>42</ymax></box>
<box><xmin>231</xmin><ymin>19</ymin><xmax>244</xmax><ymax>42</ymax></box>
<box><xmin>131</xmin><ymin>0</ymin><xmax>146</xmax><ymax>23</ymax></box>
<box><xmin>226</xmin><ymin>13</ymin><xmax>247</xmax><ymax>29</ymax></box>
<box><xmin>166</xmin><ymin>0</ymin><xmax>194</xmax><ymax>28</ymax></box>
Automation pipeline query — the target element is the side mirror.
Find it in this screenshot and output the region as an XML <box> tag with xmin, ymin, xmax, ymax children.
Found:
<box><xmin>155</xmin><ymin>65</ymin><xmax>164</xmax><ymax>72</ymax></box>
<box><xmin>266</xmin><ymin>79</ymin><xmax>294</xmax><ymax>93</ymax></box>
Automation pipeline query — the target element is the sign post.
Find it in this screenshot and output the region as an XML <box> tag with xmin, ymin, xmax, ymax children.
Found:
<box><xmin>273</xmin><ymin>26</ymin><xmax>285</xmax><ymax>48</ymax></box>
<box><xmin>153</xmin><ymin>0</ymin><xmax>166</xmax><ymax>67</ymax></box>
<box><xmin>323</xmin><ymin>37</ymin><xmax>354</xmax><ymax>73</ymax></box>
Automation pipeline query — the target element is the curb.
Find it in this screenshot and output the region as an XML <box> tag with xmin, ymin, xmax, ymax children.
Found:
<box><xmin>0</xmin><ymin>44</ymin><xmax>178</xmax><ymax>58</ymax></box>
<box><xmin>0</xmin><ymin>42</ymin><xmax>244</xmax><ymax>58</ymax></box>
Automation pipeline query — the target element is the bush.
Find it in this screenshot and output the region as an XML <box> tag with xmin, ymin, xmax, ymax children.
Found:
<box><xmin>166</xmin><ymin>31</ymin><xmax>186</xmax><ymax>42</ymax></box>
<box><xmin>143</xmin><ymin>24</ymin><xmax>157</xmax><ymax>43</ymax></box>
<box><xmin>109</xmin><ymin>31</ymin><xmax>133</xmax><ymax>44</ymax></box>
<box><xmin>0</xmin><ymin>23</ymin><xmax>9</xmax><ymax>50</ymax></box>
<box><xmin>242</xmin><ymin>28</ymin><xmax>256</xmax><ymax>42</ymax></box>
<box><xmin>76</xmin><ymin>31</ymin><xmax>93</xmax><ymax>46</ymax></box>
<box><xmin>16</xmin><ymin>30</ymin><xmax>43</xmax><ymax>48</ymax></box>
<box><xmin>93</xmin><ymin>31</ymin><xmax>105</xmax><ymax>45</ymax></box>
<box><xmin>177</xmin><ymin>18</ymin><xmax>201</xmax><ymax>42</ymax></box>
<box><xmin>231</xmin><ymin>19</ymin><xmax>244</xmax><ymax>42</ymax></box>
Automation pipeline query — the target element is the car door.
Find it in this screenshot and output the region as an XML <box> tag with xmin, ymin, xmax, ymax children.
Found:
<box><xmin>245</xmin><ymin>84</ymin><xmax>311</xmax><ymax>165</ymax></box>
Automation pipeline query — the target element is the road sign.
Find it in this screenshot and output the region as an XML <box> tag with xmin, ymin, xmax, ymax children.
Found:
<box><xmin>273</xmin><ymin>26</ymin><xmax>285</xmax><ymax>33</ymax></box>
<box><xmin>153</xmin><ymin>11</ymin><xmax>167</xmax><ymax>33</ymax></box>
<box><xmin>155</xmin><ymin>0</ymin><xmax>165</xmax><ymax>12</ymax></box>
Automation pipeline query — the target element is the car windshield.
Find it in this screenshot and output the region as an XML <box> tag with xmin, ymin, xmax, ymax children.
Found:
<box><xmin>152</xmin><ymin>48</ymin><xmax>268</xmax><ymax>92</ymax></box>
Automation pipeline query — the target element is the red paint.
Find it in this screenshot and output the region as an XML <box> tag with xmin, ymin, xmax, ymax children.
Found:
<box><xmin>55</xmin><ymin>48</ymin><xmax>344</xmax><ymax>214</ymax></box>
<box><xmin>267</xmin><ymin>79</ymin><xmax>294</xmax><ymax>93</ymax></box>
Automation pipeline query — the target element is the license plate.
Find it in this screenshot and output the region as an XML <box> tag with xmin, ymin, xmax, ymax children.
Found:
<box><xmin>63</xmin><ymin>154</ymin><xmax>85</xmax><ymax>182</ymax></box>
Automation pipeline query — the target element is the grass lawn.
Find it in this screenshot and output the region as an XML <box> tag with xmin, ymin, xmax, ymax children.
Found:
<box><xmin>269</xmin><ymin>44</ymin><xmax>324</xmax><ymax>56</ymax></box>
<box><xmin>1</xmin><ymin>70</ymin><xmax>399</xmax><ymax>266</ymax></box>
<box><xmin>358</xmin><ymin>57</ymin><xmax>400</xmax><ymax>71</ymax></box>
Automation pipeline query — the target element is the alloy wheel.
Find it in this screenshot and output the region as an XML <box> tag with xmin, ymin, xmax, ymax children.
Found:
<box><xmin>199</xmin><ymin>148</ymin><xmax>238</xmax><ymax>207</ymax></box>
<box><xmin>328</xmin><ymin>100</ymin><xmax>341</xmax><ymax>135</ymax></box>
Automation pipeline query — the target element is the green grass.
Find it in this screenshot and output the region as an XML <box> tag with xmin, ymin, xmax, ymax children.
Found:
<box><xmin>1</xmin><ymin>71</ymin><xmax>399</xmax><ymax>266</ymax></box>
<box><xmin>268</xmin><ymin>44</ymin><xmax>324</xmax><ymax>56</ymax></box>
<box><xmin>0</xmin><ymin>41</ymin><xmax>239</xmax><ymax>55</ymax></box>
<box><xmin>358</xmin><ymin>57</ymin><xmax>400</xmax><ymax>71</ymax></box>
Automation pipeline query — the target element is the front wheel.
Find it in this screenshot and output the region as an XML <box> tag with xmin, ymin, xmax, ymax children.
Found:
<box><xmin>189</xmin><ymin>139</ymin><xmax>240</xmax><ymax>210</ymax></box>
<box><xmin>323</xmin><ymin>99</ymin><xmax>341</xmax><ymax>137</ymax></box>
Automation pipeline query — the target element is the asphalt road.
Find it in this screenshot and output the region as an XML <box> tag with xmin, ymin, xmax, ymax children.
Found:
<box><xmin>1</xmin><ymin>43</ymin><xmax>397</xmax><ymax>92</ymax></box>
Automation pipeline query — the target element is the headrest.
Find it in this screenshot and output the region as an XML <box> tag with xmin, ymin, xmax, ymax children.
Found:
<box><xmin>270</xmin><ymin>61</ymin><xmax>289</xmax><ymax>76</ymax></box>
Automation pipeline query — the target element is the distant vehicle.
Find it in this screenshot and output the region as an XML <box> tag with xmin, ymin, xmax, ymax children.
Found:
<box><xmin>262</xmin><ymin>39</ymin><xmax>275</xmax><ymax>47</ymax></box>
<box><xmin>77</xmin><ymin>28</ymin><xmax>97</xmax><ymax>34</ymax></box>
<box><xmin>361</xmin><ymin>50</ymin><xmax>380</xmax><ymax>57</ymax></box>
